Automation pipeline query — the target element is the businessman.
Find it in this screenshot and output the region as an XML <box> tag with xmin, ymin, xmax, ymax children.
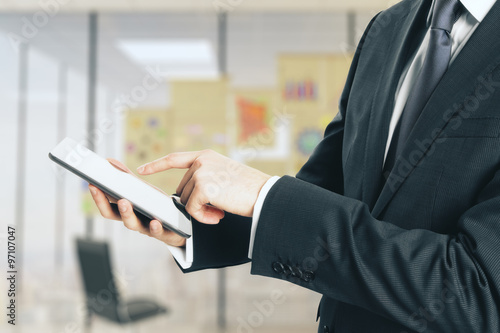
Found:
<box><xmin>90</xmin><ymin>0</ymin><xmax>500</xmax><ymax>331</ymax></box>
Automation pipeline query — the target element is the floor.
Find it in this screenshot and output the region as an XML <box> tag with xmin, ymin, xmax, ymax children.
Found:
<box><xmin>2</xmin><ymin>318</ymin><xmax>317</xmax><ymax>333</ymax></box>
<box><xmin>0</xmin><ymin>251</ymin><xmax>321</xmax><ymax>333</ymax></box>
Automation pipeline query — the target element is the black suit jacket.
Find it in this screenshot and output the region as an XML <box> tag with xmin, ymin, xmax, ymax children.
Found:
<box><xmin>182</xmin><ymin>0</ymin><xmax>500</xmax><ymax>332</ymax></box>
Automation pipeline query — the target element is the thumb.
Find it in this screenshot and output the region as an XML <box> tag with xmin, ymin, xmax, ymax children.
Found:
<box><xmin>185</xmin><ymin>192</ymin><xmax>225</xmax><ymax>224</ymax></box>
<box><xmin>193</xmin><ymin>205</ymin><xmax>225</xmax><ymax>224</ymax></box>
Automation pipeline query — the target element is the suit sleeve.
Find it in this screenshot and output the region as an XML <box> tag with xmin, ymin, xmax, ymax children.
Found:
<box><xmin>179</xmin><ymin>213</ymin><xmax>251</xmax><ymax>273</ymax></box>
<box><xmin>250</xmin><ymin>173</ymin><xmax>500</xmax><ymax>332</ymax></box>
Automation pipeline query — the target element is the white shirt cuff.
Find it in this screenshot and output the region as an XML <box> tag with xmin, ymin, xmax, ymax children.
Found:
<box><xmin>166</xmin><ymin>231</ymin><xmax>193</xmax><ymax>269</ymax></box>
<box><xmin>248</xmin><ymin>176</ymin><xmax>281</xmax><ymax>259</ymax></box>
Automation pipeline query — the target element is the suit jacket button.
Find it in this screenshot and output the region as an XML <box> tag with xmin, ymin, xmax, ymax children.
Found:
<box><xmin>283</xmin><ymin>264</ymin><xmax>293</xmax><ymax>276</ymax></box>
<box><xmin>272</xmin><ymin>262</ymin><xmax>285</xmax><ymax>274</ymax></box>
<box><xmin>302</xmin><ymin>271</ymin><xmax>315</xmax><ymax>282</ymax></box>
<box><xmin>291</xmin><ymin>266</ymin><xmax>303</xmax><ymax>279</ymax></box>
<box><xmin>323</xmin><ymin>325</ymin><xmax>329</xmax><ymax>333</ymax></box>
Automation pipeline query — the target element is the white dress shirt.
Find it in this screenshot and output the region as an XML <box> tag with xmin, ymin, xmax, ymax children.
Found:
<box><xmin>171</xmin><ymin>0</ymin><xmax>496</xmax><ymax>268</ymax></box>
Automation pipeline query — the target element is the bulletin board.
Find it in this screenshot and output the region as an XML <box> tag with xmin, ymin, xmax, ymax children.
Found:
<box><xmin>277</xmin><ymin>54</ymin><xmax>353</xmax><ymax>172</ymax></box>
<box><xmin>170</xmin><ymin>78</ymin><xmax>229</xmax><ymax>155</ymax></box>
<box><xmin>229</xmin><ymin>88</ymin><xmax>295</xmax><ymax>176</ymax></box>
<box><xmin>124</xmin><ymin>109</ymin><xmax>174</xmax><ymax>192</ymax></box>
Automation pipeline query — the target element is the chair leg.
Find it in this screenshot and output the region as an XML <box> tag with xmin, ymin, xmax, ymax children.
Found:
<box><xmin>84</xmin><ymin>305</ymin><xmax>92</xmax><ymax>331</ymax></box>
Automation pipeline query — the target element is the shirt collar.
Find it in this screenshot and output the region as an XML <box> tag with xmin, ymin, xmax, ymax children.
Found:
<box><xmin>427</xmin><ymin>0</ymin><xmax>497</xmax><ymax>24</ymax></box>
<box><xmin>461</xmin><ymin>0</ymin><xmax>497</xmax><ymax>21</ymax></box>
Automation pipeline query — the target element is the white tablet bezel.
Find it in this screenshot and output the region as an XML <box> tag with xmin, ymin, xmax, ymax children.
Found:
<box><xmin>49</xmin><ymin>137</ymin><xmax>192</xmax><ymax>238</ymax></box>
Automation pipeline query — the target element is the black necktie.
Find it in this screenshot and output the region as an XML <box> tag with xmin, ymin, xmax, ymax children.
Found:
<box><xmin>383</xmin><ymin>0</ymin><xmax>463</xmax><ymax>175</ymax></box>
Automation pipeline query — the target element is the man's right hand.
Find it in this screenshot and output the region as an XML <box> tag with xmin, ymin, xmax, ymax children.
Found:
<box><xmin>88</xmin><ymin>159</ymin><xmax>187</xmax><ymax>248</ymax></box>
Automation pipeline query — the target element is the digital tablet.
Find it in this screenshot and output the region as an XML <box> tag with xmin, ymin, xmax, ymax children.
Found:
<box><xmin>49</xmin><ymin>137</ymin><xmax>192</xmax><ymax>238</ymax></box>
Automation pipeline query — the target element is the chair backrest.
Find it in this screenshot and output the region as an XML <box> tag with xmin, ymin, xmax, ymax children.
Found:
<box><xmin>76</xmin><ymin>238</ymin><xmax>121</xmax><ymax>317</ymax></box>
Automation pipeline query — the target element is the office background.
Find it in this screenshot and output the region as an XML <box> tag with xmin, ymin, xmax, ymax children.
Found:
<box><xmin>1</xmin><ymin>1</ymin><xmax>394</xmax><ymax>332</ymax></box>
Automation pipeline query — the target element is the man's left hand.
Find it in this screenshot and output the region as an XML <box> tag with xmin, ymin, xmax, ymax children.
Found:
<box><xmin>137</xmin><ymin>150</ymin><xmax>271</xmax><ymax>224</ymax></box>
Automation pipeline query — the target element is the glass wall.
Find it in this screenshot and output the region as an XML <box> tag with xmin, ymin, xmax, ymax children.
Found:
<box><xmin>0</xmin><ymin>8</ymin><xmax>375</xmax><ymax>333</ymax></box>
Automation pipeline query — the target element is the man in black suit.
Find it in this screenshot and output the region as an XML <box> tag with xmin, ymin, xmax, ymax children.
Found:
<box><xmin>90</xmin><ymin>0</ymin><xmax>500</xmax><ymax>331</ymax></box>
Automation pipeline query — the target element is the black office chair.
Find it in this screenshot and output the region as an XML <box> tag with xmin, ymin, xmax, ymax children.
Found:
<box><xmin>76</xmin><ymin>238</ymin><xmax>167</xmax><ymax>327</ymax></box>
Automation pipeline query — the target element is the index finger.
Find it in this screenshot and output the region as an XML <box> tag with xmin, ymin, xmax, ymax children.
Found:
<box><xmin>137</xmin><ymin>151</ymin><xmax>204</xmax><ymax>175</ymax></box>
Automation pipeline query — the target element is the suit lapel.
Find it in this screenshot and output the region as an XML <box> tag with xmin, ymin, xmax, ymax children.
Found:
<box><xmin>362</xmin><ymin>0</ymin><xmax>430</xmax><ymax>210</ymax></box>
<box><xmin>372</xmin><ymin>0</ymin><xmax>500</xmax><ymax>218</ymax></box>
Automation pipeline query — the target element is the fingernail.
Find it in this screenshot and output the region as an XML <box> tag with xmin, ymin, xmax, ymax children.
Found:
<box><xmin>151</xmin><ymin>221</ymin><xmax>160</xmax><ymax>232</ymax></box>
<box><xmin>137</xmin><ymin>165</ymin><xmax>146</xmax><ymax>173</ymax></box>
<box><xmin>118</xmin><ymin>202</ymin><xmax>127</xmax><ymax>213</ymax></box>
<box><xmin>89</xmin><ymin>186</ymin><xmax>96</xmax><ymax>196</ymax></box>
<box><xmin>207</xmin><ymin>217</ymin><xmax>219</xmax><ymax>224</ymax></box>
